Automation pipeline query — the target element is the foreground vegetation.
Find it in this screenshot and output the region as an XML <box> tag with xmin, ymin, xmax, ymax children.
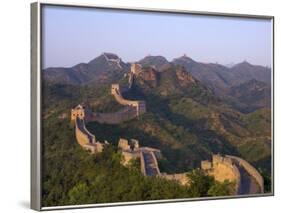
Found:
<box><xmin>42</xmin><ymin>113</ymin><xmax>234</xmax><ymax>206</ymax></box>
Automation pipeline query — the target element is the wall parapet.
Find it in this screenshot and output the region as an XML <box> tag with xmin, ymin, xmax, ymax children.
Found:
<box><xmin>111</xmin><ymin>82</ymin><xmax>146</xmax><ymax>116</ymax></box>
<box><xmin>75</xmin><ymin>117</ymin><xmax>104</xmax><ymax>154</ymax></box>
<box><xmin>226</xmin><ymin>155</ymin><xmax>264</xmax><ymax>193</ymax></box>
<box><xmin>90</xmin><ymin>106</ymin><xmax>137</xmax><ymax>124</ymax></box>
<box><xmin>202</xmin><ymin>154</ymin><xmax>241</xmax><ymax>194</ymax></box>
<box><xmin>160</xmin><ymin>173</ymin><xmax>190</xmax><ymax>185</ymax></box>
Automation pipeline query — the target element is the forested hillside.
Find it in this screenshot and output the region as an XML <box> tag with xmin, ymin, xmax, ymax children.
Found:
<box><xmin>41</xmin><ymin>54</ymin><xmax>272</xmax><ymax>206</ymax></box>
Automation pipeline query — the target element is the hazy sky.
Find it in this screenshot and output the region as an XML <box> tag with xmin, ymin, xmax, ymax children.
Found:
<box><xmin>42</xmin><ymin>5</ymin><xmax>272</xmax><ymax>69</ymax></box>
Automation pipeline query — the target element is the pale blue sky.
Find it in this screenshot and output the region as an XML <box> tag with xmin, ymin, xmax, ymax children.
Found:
<box><xmin>42</xmin><ymin>5</ymin><xmax>272</xmax><ymax>69</ymax></box>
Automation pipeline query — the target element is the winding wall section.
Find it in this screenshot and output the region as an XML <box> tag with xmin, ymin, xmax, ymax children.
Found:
<box><xmin>226</xmin><ymin>155</ymin><xmax>264</xmax><ymax>193</ymax></box>
<box><xmin>74</xmin><ymin>117</ymin><xmax>104</xmax><ymax>154</ymax></box>
<box><xmin>201</xmin><ymin>154</ymin><xmax>263</xmax><ymax>195</ymax></box>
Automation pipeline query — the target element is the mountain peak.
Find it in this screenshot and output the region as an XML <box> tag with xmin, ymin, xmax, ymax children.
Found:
<box><xmin>102</xmin><ymin>52</ymin><xmax>120</xmax><ymax>61</ymax></box>
<box><xmin>138</xmin><ymin>55</ymin><xmax>169</xmax><ymax>70</ymax></box>
<box><xmin>87</xmin><ymin>52</ymin><xmax>124</xmax><ymax>70</ymax></box>
<box><xmin>173</xmin><ymin>55</ymin><xmax>195</xmax><ymax>64</ymax></box>
<box><xmin>234</xmin><ymin>60</ymin><xmax>253</xmax><ymax>67</ymax></box>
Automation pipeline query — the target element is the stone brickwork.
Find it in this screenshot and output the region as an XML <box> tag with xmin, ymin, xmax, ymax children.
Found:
<box><xmin>71</xmin><ymin>64</ymin><xmax>147</xmax><ymax>153</ymax></box>
<box><xmin>117</xmin><ymin>139</ymin><xmax>190</xmax><ymax>185</ymax></box>
<box><xmin>118</xmin><ymin>138</ymin><xmax>131</xmax><ymax>151</ymax></box>
<box><xmin>201</xmin><ymin>154</ymin><xmax>263</xmax><ymax>194</ymax></box>
<box><xmin>111</xmin><ymin>83</ymin><xmax>146</xmax><ymax>116</ymax></box>
<box><xmin>202</xmin><ymin>154</ymin><xmax>241</xmax><ymax>194</ymax></box>
<box><xmin>211</xmin><ymin>156</ymin><xmax>240</xmax><ymax>184</ymax></box>
<box><xmin>90</xmin><ymin>106</ymin><xmax>137</xmax><ymax>124</ymax></box>
<box><xmin>74</xmin><ymin>117</ymin><xmax>105</xmax><ymax>154</ymax></box>
<box><xmin>71</xmin><ymin>104</ymin><xmax>85</xmax><ymax>121</ymax></box>
<box><xmin>226</xmin><ymin>155</ymin><xmax>264</xmax><ymax>193</ymax></box>
<box><xmin>118</xmin><ymin>138</ymin><xmax>141</xmax><ymax>165</ymax></box>
<box><xmin>161</xmin><ymin>173</ymin><xmax>190</xmax><ymax>185</ymax></box>
<box><xmin>201</xmin><ymin>160</ymin><xmax>212</xmax><ymax>170</ymax></box>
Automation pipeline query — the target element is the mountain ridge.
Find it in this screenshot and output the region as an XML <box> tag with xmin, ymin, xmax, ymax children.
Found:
<box><xmin>44</xmin><ymin>52</ymin><xmax>270</xmax><ymax>86</ymax></box>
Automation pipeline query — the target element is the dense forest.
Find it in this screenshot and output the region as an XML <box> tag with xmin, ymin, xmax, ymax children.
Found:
<box><xmin>42</xmin><ymin>110</ymin><xmax>235</xmax><ymax>206</ymax></box>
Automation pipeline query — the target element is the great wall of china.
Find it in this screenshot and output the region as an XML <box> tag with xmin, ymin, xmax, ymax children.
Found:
<box><xmin>70</xmin><ymin>63</ymin><xmax>264</xmax><ymax>195</ymax></box>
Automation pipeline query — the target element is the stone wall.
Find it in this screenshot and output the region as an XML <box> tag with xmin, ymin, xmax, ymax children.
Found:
<box><xmin>83</xmin><ymin>142</ymin><xmax>104</xmax><ymax>154</ymax></box>
<box><xmin>201</xmin><ymin>160</ymin><xmax>212</xmax><ymax>170</ymax></box>
<box><xmin>140</xmin><ymin>151</ymin><xmax>146</xmax><ymax>175</ymax></box>
<box><xmin>118</xmin><ymin>138</ymin><xmax>130</xmax><ymax>150</ymax></box>
<box><xmin>226</xmin><ymin>155</ymin><xmax>264</xmax><ymax>193</ymax></box>
<box><xmin>150</xmin><ymin>150</ymin><xmax>161</xmax><ymax>175</ymax></box>
<box><xmin>74</xmin><ymin>118</ymin><xmax>105</xmax><ymax>154</ymax></box>
<box><xmin>71</xmin><ymin>65</ymin><xmax>146</xmax><ymax>126</ymax></box>
<box><xmin>71</xmin><ymin>104</ymin><xmax>85</xmax><ymax>122</ymax></box>
<box><xmin>202</xmin><ymin>154</ymin><xmax>241</xmax><ymax>194</ymax></box>
<box><xmin>90</xmin><ymin>106</ymin><xmax>137</xmax><ymax>124</ymax></box>
<box><xmin>111</xmin><ymin>83</ymin><xmax>146</xmax><ymax>116</ymax></box>
<box><xmin>161</xmin><ymin>173</ymin><xmax>190</xmax><ymax>185</ymax></box>
<box><xmin>121</xmin><ymin>150</ymin><xmax>140</xmax><ymax>165</ymax></box>
<box><xmin>75</xmin><ymin>123</ymin><xmax>90</xmax><ymax>146</ymax></box>
<box><xmin>139</xmin><ymin>148</ymin><xmax>161</xmax><ymax>176</ymax></box>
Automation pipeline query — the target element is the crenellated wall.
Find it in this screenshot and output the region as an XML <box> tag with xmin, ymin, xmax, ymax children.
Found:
<box><xmin>111</xmin><ymin>83</ymin><xmax>146</xmax><ymax>116</ymax></box>
<box><xmin>74</xmin><ymin>117</ymin><xmax>104</xmax><ymax>154</ymax></box>
<box><xmin>118</xmin><ymin>139</ymin><xmax>161</xmax><ymax>177</ymax></box>
<box><xmin>75</xmin><ymin>123</ymin><xmax>90</xmax><ymax>146</ymax></box>
<box><xmin>71</xmin><ymin>104</ymin><xmax>86</xmax><ymax>122</ymax></box>
<box><xmin>90</xmin><ymin>106</ymin><xmax>138</xmax><ymax>124</ymax></box>
<box><xmin>71</xmin><ymin>66</ymin><xmax>147</xmax><ymax>153</ymax></box>
<box><xmin>201</xmin><ymin>154</ymin><xmax>264</xmax><ymax>194</ymax></box>
<box><xmin>201</xmin><ymin>155</ymin><xmax>240</xmax><ymax>194</ymax></box>
<box><xmin>71</xmin><ymin>65</ymin><xmax>146</xmax><ymax>126</ymax></box>
<box><xmin>226</xmin><ymin>155</ymin><xmax>264</xmax><ymax>193</ymax></box>
<box><xmin>161</xmin><ymin>173</ymin><xmax>190</xmax><ymax>185</ymax></box>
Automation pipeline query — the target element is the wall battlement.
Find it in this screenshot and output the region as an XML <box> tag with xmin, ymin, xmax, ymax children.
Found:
<box><xmin>201</xmin><ymin>154</ymin><xmax>263</xmax><ymax>195</ymax></box>
<box><xmin>111</xmin><ymin>83</ymin><xmax>146</xmax><ymax>116</ymax></box>
<box><xmin>90</xmin><ymin>106</ymin><xmax>137</xmax><ymax>124</ymax></box>
<box><xmin>160</xmin><ymin>173</ymin><xmax>189</xmax><ymax>185</ymax></box>
<box><xmin>225</xmin><ymin>155</ymin><xmax>264</xmax><ymax>193</ymax></box>
<box><xmin>74</xmin><ymin>117</ymin><xmax>105</xmax><ymax>154</ymax></box>
<box><xmin>71</xmin><ymin>65</ymin><xmax>146</xmax><ymax>153</ymax></box>
<box><xmin>71</xmin><ymin>64</ymin><xmax>146</xmax><ymax>126</ymax></box>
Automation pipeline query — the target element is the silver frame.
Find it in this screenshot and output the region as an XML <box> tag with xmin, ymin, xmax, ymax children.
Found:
<box><xmin>31</xmin><ymin>1</ymin><xmax>275</xmax><ymax>211</ymax></box>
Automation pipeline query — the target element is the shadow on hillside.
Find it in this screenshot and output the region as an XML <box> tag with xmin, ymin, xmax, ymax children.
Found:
<box><xmin>86</xmin><ymin>82</ymin><xmax>241</xmax><ymax>173</ymax></box>
<box><xmin>127</xmin><ymin>86</ymin><xmax>239</xmax><ymax>156</ymax></box>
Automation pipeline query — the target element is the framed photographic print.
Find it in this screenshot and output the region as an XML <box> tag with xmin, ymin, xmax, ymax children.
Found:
<box><xmin>31</xmin><ymin>1</ymin><xmax>274</xmax><ymax>211</ymax></box>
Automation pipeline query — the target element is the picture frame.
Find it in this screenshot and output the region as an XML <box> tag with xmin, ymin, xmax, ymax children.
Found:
<box><xmin>31</xmin><ymin>1</ymin><xmax>274</xmax><ymax>211</ymax></box>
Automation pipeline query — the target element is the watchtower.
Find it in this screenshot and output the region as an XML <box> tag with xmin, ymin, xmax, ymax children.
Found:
<box><xmin>111</xmin><ymin>84</ymin><xmax>121</xmax><ymax>95</ymax></box>
<box><xmin>71</xmin><ymin>104</ymin><xmax>85</xmax><ymax>122</ymax></box>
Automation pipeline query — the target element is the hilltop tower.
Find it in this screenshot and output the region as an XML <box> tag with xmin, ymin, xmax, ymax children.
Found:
<box><xmin>71</xmin><ymin>104</ymin><xmax>85</xmax><ymax>122</ymax></box>
<box><xmin>111</xmin><ymin>84</ymin><xmax>121</xmax><ymax>95</ymax></box>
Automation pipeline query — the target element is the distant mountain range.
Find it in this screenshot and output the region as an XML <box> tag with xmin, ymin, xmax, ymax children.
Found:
<box><xmin>43</xmin><ymin>52</ymin><xmax>271</xmax><ymax>112</ymax></box>
<box><xmin>44</xmin><ymin>53</ymin><xmax>271</xmax><ymax>87</ymax></box>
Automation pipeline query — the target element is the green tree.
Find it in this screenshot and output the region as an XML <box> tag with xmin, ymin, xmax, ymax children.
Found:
<box><xmin>68</xmin><ymin>183</ymin><xmax>90</xmax><ymax>204</ymax></box>
<box><xmin>207</xmin><ymin>180</ymin><xmax>235</xmax><ymax>196</ymax></box>
<box><xmin>186</xmin><ymin>169</ymin><xmax>215</xmax><ymax>197</ymax></box>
